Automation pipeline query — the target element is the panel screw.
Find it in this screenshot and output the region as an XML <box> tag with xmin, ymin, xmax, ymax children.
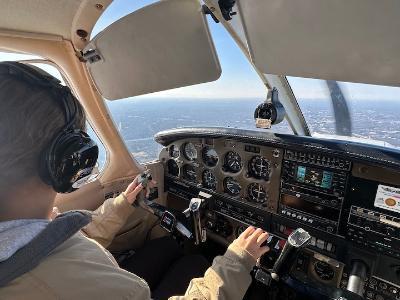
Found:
<box><xmin>95</xmin><ymin>3</ymin><xmax>104</xmax><ymax>10</ymax></box>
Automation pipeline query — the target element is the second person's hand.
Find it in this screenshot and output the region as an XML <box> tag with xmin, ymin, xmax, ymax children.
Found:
<box><xmin>232</xmin><ymin>226</ymin><xmax>270</xmax><ymax>261</ymax></box>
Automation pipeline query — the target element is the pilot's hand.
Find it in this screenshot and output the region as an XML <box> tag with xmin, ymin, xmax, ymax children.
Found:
<box><xmin>123</xmin><ymin>176</ymin><xmax>157</xmax><ymax>205</ymax></box>
<box><xmin>232</xmin><ymin>226</ymin><xmax>270</xmax><ymax>261</ymax></box>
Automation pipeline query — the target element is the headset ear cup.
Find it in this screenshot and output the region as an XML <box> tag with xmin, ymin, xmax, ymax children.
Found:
<box><xmin>42</xmin><ymin>130</ymin><xmax>98</xmax><ymax>193</ymax></box>
<box><xmin>39</xmin><ymin>144</ymin><xmax>54</xmax><ymax>187</ymax></box>
<box><xmin>0</xmin><ymin>62</ymin><xmax>99</xmax><ymax>193</ymax></box>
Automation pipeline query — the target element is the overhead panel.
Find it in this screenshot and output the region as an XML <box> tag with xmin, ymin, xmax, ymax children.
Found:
<box><xmin>84</xmin><ymin>0</ymin><xmax>221</xmax><ymax>100</ymax></box>
<box><xmin>238</xmin><ymin>0</ymin><xmax>400</xmax><ymax>86</ymax></box>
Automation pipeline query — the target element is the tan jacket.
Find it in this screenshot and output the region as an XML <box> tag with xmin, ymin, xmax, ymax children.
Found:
<box><xmin>0</xmin><ymin>195</ymin><xmax>255</xmax><ymax>300</ymax></box>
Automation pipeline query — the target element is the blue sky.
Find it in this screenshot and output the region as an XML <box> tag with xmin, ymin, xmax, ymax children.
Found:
<box><xmin>1</xmin><ymin>0</ymin><xmax>400</xmax><ymax>101</ymax></box>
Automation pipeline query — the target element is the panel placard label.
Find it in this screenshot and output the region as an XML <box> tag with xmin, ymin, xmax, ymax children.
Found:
<box><xmin>374</xmin><ymin>184</ymin><xmax>400</xmax><ymax>214</ymax></box>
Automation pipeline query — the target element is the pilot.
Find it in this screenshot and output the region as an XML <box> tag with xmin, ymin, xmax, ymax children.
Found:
<box><xmin>0</xmin><ymin>62</ymin><xmax>270</xmax><ymax>299</ymax></box>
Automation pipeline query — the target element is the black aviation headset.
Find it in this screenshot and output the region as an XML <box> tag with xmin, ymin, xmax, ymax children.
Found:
<box><xmin>0</xmin><ymin>61</ymin><xmax>99</xmax><ymax>193</ymax></box>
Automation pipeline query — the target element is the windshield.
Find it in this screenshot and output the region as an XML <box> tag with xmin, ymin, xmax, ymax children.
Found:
<box><xmin>288</xmin><ymin>77</ymin><xmax>400</xmax><ymax>149</ymax></box>
<box><xmin>96</xmin><ymin>0</ymin><xmax>293</xmax><ymax>163</ymax></box>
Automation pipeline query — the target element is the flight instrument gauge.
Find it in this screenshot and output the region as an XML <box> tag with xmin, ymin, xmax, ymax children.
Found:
<box><xmin>202</xmin><ymin>170</ymin><xmax>217</xmax><ymax>190</ymax></box>
<box><xmin>182</xmin><ymin>164</ymin><xmax>197</xmax><ymax>182</ymax></box>
<box><xmin>183</xmin><ymin>142</ymin><xmax>197</xmax><ymax>161</ymax></box>
<box><xmin>247</xmin><ymin>183</ymin><xmax>267</xmax><ymax>203</ymax></box>
<box><xmin>224</xmin><ymin>177</ymin><xmax>241</xmax><ymax>196</ymax></box>
<box><xmin>202</xmin><ymin>146</ymin><xmax>219</xmax><ymax>167</ymax></box>
<box><xmin>248</xmin><ymin>156</ymin><xmax>271</xmax><ymax>180</ymax></box>
<box><xmin>169</xmin><ymin>144</ymin><xmax>180</xmax><ymax>158</ymax></box>
<box><xmin>224</xmin><ymin>151</ymin><xmax>242</xmax><ymax>173</ymax></box>
<box><xmin>167</xmin><ymin>159</ymin><xmax>179</xmax><ymax>176</ymax></box>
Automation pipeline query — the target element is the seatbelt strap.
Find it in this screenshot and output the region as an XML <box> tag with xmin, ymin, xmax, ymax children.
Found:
<box><xmin>0</xmin><ymin>210</ymin><xmax>91</xmax><ymax>287</ymax></box>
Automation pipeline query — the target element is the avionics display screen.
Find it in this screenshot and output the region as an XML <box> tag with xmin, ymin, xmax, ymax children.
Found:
<box><xmin>281</xmin><ymin>194</ymin><xmax>339</xmax><ymax>222</ymax></box>
<box><xmin>296</xmin><ymin>166</ymin><xmax>333</xmax><ymax>189</ymax></box>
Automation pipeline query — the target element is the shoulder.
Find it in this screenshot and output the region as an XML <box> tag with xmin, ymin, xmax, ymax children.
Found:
<box><xmin>0</xmin><ymin>232</ymin><xmax>150</xmax><ymax>300</ymax></box>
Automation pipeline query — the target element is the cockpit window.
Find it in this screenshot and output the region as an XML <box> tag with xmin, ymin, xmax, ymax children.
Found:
<box><xmin>98</xmin><ymin>2</ymin><xmax>293</xmax><ymax>163</ymax></box>
<box><xmin>288</xmin><ymin>76</ymin><xmax>400</xmax><ymax>149</ymax></box>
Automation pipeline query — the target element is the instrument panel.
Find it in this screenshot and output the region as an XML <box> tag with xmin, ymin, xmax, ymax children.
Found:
<box><xmin>163</xmin><ymin>138</ymin><xmax>282</xmax><ymax>212</ymax></box>
<box><xmin>157</xmin><ymin>129</ymin><xmax>400</xmax><ymax>300</ymax></box>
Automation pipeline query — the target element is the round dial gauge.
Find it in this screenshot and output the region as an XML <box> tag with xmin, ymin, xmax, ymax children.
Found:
<box><xmin>202</xmin><ymin>170</ymin><xmax>217</xmax><ymax>190</ymax></box>
<box><xmin>182</xmin><ymin>164</ymin><xmax>197</xmax><ymax>182</ymax></box>
<box><xmin>224</xmin><ymin>177</ymin><xmax>241</xmax><ymax>196</ymax></box>
<box><xmin>169</xmin><ymin>144</ymin><xmax>180</xmax><ymax>158</ymax></box>
<box><xmin>202</xmin><ymin>146</ymin><xmax>219</xmax><ymax>167</ymax></box>
<box><xmin>167</xmin><ymin>159</ymin><xmax>179</xmax><ymax>176</ymax></box>
<box><xmin>224</xmin><ymin>151</ymin><xmax>242</xmax><ymax>173</ymax></box>
<box><xmin>314</xmin><ymin>261</ymin><xmax>335</xmax><ymax>281</ymax></box>
<box><xmin>247</xmin><ymin>183</ymin><xmax>267</xmax><ymax>203</ymax></box>
<box><xmin>248</xmin><ymin>156</ymin><xmax>271</xmax><ymax>180</ymax></box>
<box><xmin>183</xmin><ymin>143</ymin><xmax>197</xmax><ymax>161</ymax></box>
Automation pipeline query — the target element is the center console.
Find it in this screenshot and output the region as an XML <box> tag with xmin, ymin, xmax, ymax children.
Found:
<box><xmin>279</xmin><ymin>150</ymin><xmax>350</xmax><ymax>234</ymax></box>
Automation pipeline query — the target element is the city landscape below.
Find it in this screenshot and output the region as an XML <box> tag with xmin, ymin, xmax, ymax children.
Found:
<box><xmin>92</xmin><ymin>98</ymin><xmax>400</xmax><ymax>165</ymax></box>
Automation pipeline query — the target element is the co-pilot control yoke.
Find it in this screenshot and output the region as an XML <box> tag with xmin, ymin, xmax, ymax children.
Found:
<box><xmin>183</xmin><ymin>191</ymin><xmax>212</xmax><ymax>245</ymax></box>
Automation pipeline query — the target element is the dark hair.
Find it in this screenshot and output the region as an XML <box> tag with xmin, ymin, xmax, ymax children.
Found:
<box><xmin>0</xmin><ymin>74</ymin><xmax>86</xmax><ymax>191</ymax></box>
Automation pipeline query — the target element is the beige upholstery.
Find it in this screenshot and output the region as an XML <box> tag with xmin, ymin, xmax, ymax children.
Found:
<box><xmin>0</xmin><ymin>0</ymin><xmax>112</xmax><ymax>50</ymax></box>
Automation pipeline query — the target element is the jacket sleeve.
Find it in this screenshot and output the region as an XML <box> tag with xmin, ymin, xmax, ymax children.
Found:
<box><xmin>169</xmin><ymin>242</ymin><xmax>256</xmax><ymax>300</ymax></box>
<box><xmin>82</xmin><ymin>194</ymin><xmax>135</xmax><ymax>248</ymax></box>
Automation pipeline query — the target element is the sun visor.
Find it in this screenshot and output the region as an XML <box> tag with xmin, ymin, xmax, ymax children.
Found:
<box><xmin>238</xmin><ymin>0</ymin><xmax>400</xmax><ymax>86</ymax></box>
<box><xmin>83</xmin><ymin>0</ymin><xmax>221</xmax><ymax>100</ymax></box>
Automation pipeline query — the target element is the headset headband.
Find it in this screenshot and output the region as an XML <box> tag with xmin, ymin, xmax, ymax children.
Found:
<box><xmin>0</xmin><ymin>61</ymin><xmax>77</xmax><ymax>129</ymax></box>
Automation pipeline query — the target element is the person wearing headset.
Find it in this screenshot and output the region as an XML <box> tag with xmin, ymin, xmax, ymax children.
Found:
<box><xmin>0</xmin><ymin>62</ymin><xmax>270</xmax><ymax>299</ymax></box>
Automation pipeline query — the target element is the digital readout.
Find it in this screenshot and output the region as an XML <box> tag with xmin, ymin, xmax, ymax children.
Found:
<box><xmin>296</xmin><ymin>166</ymin><xmax>333</xmax><ymax>189</ymax></box>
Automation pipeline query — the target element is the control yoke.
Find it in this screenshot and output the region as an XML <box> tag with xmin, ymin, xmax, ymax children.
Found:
<box><xmin>133</xmin><ymin>171</ymin><xmax>210</xmax><ymax>243</ymax></box>
<box><xmin>346</xmin><ymin>260</ymin><xmax>368</xmax><ymax>297</ymax></box>
<box><xmin>271</xmin><ymin>228</ymin><xmax>312</xmax><ymax>281</ymax></box>
<box><xmin>254</xmin><ymin>228</ymin><xmax>311</xmax><ymax>288</ymax></box>
<box><xmin>183</xmin><ymin>191</ymin><xmax>212</xmax><ymax>245</ymax></box>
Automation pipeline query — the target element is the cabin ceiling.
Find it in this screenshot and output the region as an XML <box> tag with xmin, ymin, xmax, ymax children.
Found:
<box><xmin>237</xmin><ymin>0</ymin><xmax>400</xmax><ymax>87</ymax></box>
<box><xmin>0</xmin><ymin>0</ymin><xmax>112</xmax><ymax>50</ymax></box>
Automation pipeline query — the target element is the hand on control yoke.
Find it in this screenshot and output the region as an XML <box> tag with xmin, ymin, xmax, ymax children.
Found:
<box><xmin>123</xmin><ymin>173</ymin><xmax>157</xmax><ymax>205</ymax></box>
<box><xmin>232</xmin><ymin>226</ymin><xmax>271</xmax><ymax>261</ymax></box>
